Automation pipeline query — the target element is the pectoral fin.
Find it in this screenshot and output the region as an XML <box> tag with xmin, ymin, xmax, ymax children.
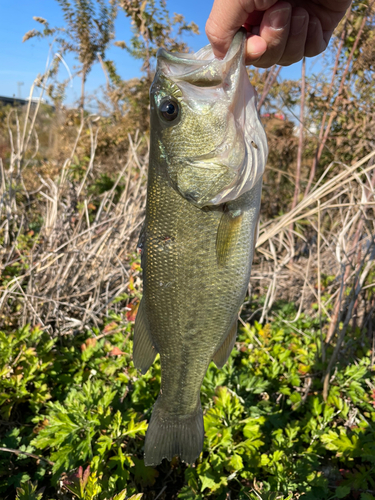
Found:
<box><xmin>216</xmin><ymin>208</ymin><xmax>243</xmax><ymax>267</ymax></box>
<box><xmin>212</xmin><ymin>318</ymin><xmax>238</xmax><ymax>369</ymax></box>
<box><xmin>133</xmin><ymin>299</ymin><xmax>158</xmax><ymax>374</ymax></box>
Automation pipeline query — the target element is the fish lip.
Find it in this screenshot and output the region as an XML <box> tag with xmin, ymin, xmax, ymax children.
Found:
<box><xmin>156</xmin><ymin>29</ymin><xmax>246</xmax><ymax>87</ymax></box>
<box><xmin>157</xmin><ymin>28</ymin><xmax>245</xmax><ymax>66</ymax></box>
<box><xmin>157</xmin><ymin>48</ymin><xmax>207</xmax><ymax>66</ymax></box>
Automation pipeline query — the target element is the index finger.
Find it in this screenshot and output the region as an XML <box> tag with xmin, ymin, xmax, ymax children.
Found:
<box><xmin>206</xmin><ymin>0</ymin><xmax>279</xmax><ymax>59</ymax></box>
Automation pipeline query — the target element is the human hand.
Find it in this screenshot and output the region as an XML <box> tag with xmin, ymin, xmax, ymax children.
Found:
<box><xmin>206</xmin><ymin>0</ymin><xmax>352</xmax><ymax>67</ymax></box>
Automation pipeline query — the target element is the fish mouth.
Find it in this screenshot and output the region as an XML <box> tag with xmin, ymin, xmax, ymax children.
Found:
<box><xmin>156</xmin><ymin>29</ymin><xmax>246</xmax><ymax>88</ymax></box>
<box><xmin>154</xmin><ymin>29</ymin><xmax>268</xmax><ymax>206</ymax></box>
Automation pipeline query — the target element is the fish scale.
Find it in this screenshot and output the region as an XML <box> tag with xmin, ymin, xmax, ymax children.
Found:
<box><xmin>133</xmin><ymin>29</ymin><xmax>268</xmax><ymax>466</ymax></box>
<box><xmin>165</xmin><ymin>105</ymin><xmax>228</xmax><ymax>155</ymax></box>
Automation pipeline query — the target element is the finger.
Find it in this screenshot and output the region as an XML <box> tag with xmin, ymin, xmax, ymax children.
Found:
<box><xmin>251</xmin><ymin>1</ymin><xmax>292</xmax><ymax>68</ymax></box>
<box><xmin>244</xmin><ymin>34</ymin><xmax>268</xmax><ymax>64</ymax></box>
<box><xmin>323</xmin><ymin>29</ymin><xmax>334</xmax><ymax>47</ymax></box>
<box><xmin>277</xmin><ymin>7</ymin><xmax>309</xmax><ymax>66</ymax></box>
<box><xmin>305</xmin><ymin>16</ymin><xmax>326</xmax><ymax>58</ymax></box>
<box><xmin>206</xmin><ymin>0</ymin><xmax>279</xmax><ymax>59</ymax></box>
<box><xmin>313</xmin><ymin>0</ymin><xmax>352</xmax><ymax>29</ymax></box>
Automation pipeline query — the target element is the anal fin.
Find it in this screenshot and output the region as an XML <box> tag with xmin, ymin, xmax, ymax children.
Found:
<box><xmin>216</xmin><ymin>207</ymin><xmax>243</xmax><ymax>267</ymax></box>
<box><xmin>133</xmin><ymin>298</ymin><xmax>157</xmax><ymax>374</ymax></box>
<box><xmin>212</xmin><ymin>318</ymin><xmax>238</xmax><ymax>369</ymax></box>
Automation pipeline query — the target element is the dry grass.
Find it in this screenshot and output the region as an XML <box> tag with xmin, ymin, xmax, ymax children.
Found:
<box><xmin>0</xmin><ymin>92</ymin><xmax>148</xmax><ymax>334</ymax></box>
<box><xmin>254</xmin><ymin>151</ymin><xmax>375</xmax><ymax>309</ymax></box>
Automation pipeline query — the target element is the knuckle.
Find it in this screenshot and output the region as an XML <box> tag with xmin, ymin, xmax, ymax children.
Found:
<box><xmin>254</xmin><ymin>0</ymin><xmax>278</xmax><ymax>10</ymax></box>
<box><xmin>205</xmin><ymin>18</ymin><xmax>224</xmax><ymax>43</ymax></box>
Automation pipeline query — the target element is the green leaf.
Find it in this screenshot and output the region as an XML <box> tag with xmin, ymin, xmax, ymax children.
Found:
<box><xmin>85</xmin><ymin>471</ymin><xmax>101</xmax><ymax>500</ymax></box>
<box><xmin>361</xmin><ymin>494</ymin><xmax>375</xmax><ymax>500</ymax></box>
<box><xmin>178</xmin><ymin>486</ymin><xmax>203</xmax><ymax>500</ymax></box>
<box><xmin>243</xmin><ymin>417</ymin><xmax>265</xmax><ymax>439</ymax></box>
<box><xmin>111</xmin><ymin>490</ymin><xmax>127</xmax><ymax>500</ymax></box>
<box><xmin>96</xmin><ymin>434</ymin><xmax>113</xmax><ymax>456</ymax></box>
<box><xmin>312</xmin><ymin>397</ymin><xmax>323</xmax><ymax>416</ymax></box>
<box><xmin>184</xmin><ymin>467</ymin><xmax>199</xmax><ymax>492</ymax></box>
<box><xmin>200</xmin><ymin>472</ymin><xmax>217</xmax><ymax>492</ymax></box>
<box><xmin>227</xmin><ymin>453</ymin><xmax>243</xmax><ymax>471</ymax></box>
<box><xmin>132</xmin><ymin>458</ymin><xmax>158</xmax><ymax>487</ymax></box>
<box><xmin>15</xmin><ymin>481</ymin><xmax>43</xmax><ymax>500</ymax></box>
<box><xmin>336</xmin><ymin>485</ymin><xmax>351</xmax><ymax>498</ymax></box>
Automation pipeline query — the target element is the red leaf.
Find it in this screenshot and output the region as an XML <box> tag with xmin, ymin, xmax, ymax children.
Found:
<box><xmin>82</xmin><ymin>465</ymin><xmax>90</xmax><ymax>489</ymax></box>
<box><xmin>103</xmin><ymin>321</ymin><xmax>118</xmax><ymax>333</ymax></box>
<box><xmin>109</xmin><ymin>346</ymin><xmax>124</xmax><ymax>356</ymax></box>
<box><xmin>130</xmin><ymin>262</ymin><xmax>141</xmax><ymax>271</ymax></box>
<box><xmin>85</xmin><ymin>338</ymin><xmax>97</xmax><ymax>349</ymax></box>
<box><xmin>126</xmin><ymin>300</ymin><xmax>139</xmax><ymax>322</ymax></box>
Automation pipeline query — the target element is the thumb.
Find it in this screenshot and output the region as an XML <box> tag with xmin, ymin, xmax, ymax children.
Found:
<box><xmin>206</xmin><ymin>0</ymin><xmax>278</xmax><ymax>58</ymax></box>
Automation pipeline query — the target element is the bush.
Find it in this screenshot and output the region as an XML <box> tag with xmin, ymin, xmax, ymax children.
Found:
<box><xmin>1</xmin><ymin>302</ymin><xmax>374</xmax><ymax>499</ymax></box>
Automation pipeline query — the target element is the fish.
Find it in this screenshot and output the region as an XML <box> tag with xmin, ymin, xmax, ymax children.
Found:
<box><xmin>133</xmin><ymin>28</ymin><xmax>268</xmax><ymax>467</ymax></box>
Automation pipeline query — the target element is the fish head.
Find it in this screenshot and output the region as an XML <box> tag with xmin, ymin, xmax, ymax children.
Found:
<box><xmin>150</xmin><ymin>29</ymin><xmax>268</xmax><ymax>208</ymax></box>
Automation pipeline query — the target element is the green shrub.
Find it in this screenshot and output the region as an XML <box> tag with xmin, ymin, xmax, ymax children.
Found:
<box><xmin>1</xmin><ymin>304</ymin><xmax>374</xmax><ymax>499</ymax></box>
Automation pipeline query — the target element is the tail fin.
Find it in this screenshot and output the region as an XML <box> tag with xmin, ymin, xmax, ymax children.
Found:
<box><xmin>144</xmin><ymin>398</ymin><xmax>204</xmax><ymax>466</ymax></box>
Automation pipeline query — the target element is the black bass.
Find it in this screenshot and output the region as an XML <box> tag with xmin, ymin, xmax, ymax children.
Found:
<box><xmin>133</xmin><ymin>29</ymin><xmax>268</xmax><ymax>466</ymax></box>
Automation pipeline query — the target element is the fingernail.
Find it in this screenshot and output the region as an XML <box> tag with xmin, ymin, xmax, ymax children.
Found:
<box><xmin>269</xmin><ymin>7</ymin><xmax>290</xmax><ymax>30</ymax></box>
<box><xmin>290</xmin><ymin>15</ymin><xmax>307</xmax><ymax>36</ymax></box>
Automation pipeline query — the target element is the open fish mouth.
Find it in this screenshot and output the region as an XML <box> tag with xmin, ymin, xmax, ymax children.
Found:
<box><xmin>153</xmin><ymin>29</ymin><xmax>268</xmax><ymax>206</ymax></box>
<box><xmin>157</xmin><ymin>28</ymin><xmax>245</xmax><ymax>88</ymax></box>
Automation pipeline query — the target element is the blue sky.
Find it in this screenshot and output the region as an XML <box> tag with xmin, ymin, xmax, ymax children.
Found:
<box><xmin>0</xmin><ymin>0</ymin><xmax>305</xmax><ymax>106</ymax></box>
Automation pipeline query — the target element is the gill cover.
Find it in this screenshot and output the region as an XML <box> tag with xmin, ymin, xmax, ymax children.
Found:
<box><xmin>152</xmin><ymin>29</ymin><xmax>268</xmax><ymax>206</ymax></box>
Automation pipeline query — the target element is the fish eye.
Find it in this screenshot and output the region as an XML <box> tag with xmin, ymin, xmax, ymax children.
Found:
<box><xmin>159</xmin><ymin>97</ymin><xmax>179</xmax><ymax>122</ymax></box>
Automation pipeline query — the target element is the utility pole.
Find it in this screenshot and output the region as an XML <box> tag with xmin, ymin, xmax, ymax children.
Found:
<box><xmin>17</xmin><ymin>82</ymin><xmax>24</xmax><ymax>99</ymax></box>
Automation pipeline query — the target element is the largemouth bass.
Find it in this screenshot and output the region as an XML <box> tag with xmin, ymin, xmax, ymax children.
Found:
<box><xmin>133</xmin><ymin>29</ymin><xmax>268</xmax><ymax>466</ymax></box>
